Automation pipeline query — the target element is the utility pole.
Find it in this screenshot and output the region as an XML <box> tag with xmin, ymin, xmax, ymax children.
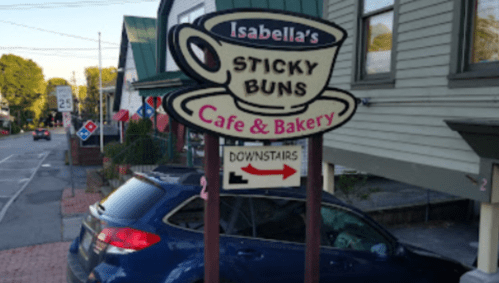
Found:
<box><xmin>99</xmin><ymin>32</ymin><xmax>104</xmax><ymax>153</ymax></box>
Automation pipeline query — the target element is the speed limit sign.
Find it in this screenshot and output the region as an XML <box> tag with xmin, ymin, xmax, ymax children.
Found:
<box><xmin>56</xmin><ymin>85</ymin><xmax>73</xmax><ymax>112</ymax></box>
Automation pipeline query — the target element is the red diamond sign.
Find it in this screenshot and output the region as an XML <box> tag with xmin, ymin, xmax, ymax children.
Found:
<box><xmin>147</xmin><ymin>97</ymin><xmax>161</xmax><ymax>109</ymax></box>
<box><xmin>84</xmin><ymin>120</ymin><xmax>97</xmax><ymax>133</ymax></box>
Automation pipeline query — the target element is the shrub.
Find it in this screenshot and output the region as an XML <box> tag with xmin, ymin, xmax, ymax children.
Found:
<box><xmin>125</xmin><ymin>119</ymin><xmax>153</xmax><ymax>146</ymax></box>
<box><xmin>103</xmin><ymin>141</ymin><xmax>125</xmax><ymax>158</ymax></box>
<box><xmin>11</xmin><ymin>123</ymin><xmax>21</xmax><ymax>134</ymax></box>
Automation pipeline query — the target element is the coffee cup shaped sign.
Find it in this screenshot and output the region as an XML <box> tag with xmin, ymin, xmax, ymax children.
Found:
<box><xmin>165</xmin><ymin>9</ymin><xmax>357</xmax><ymax>141</ymax></box>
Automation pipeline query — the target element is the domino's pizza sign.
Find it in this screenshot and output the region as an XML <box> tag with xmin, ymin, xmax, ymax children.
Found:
<box><xmin>76</xmin><ymin>120</ymin><xmax>98</xmax><ymax>141</ymax></box>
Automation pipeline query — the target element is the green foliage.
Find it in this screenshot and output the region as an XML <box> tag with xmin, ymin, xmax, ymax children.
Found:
<box><xmin>472</xmin><ymin>15</ymin><xmax>499</xmax><ymax>63</ymax></box>
<box><xmin>82</xmin><ymin>67</ymin><xmax>117</xmax><ymax>117</ymax></box>
<box><xmin>0</xmin><ymin>54</ymin><xmax>46</xmax><ymax>108</ymax></box>
<box><xmin>337</xmin><ymin>174</ymin><xmax>373</xmax><ymax>204</ymax></box>
<box><xmin>103</xmin><ymin>141</ymin><xmax>126</xmax><ymax>158</ymax></box>
<box><xmin>10</xmin><ymin>122</ymin><xmax>21</xmax><ymax>134</ymax></box>
<box><xmin>0</xmin><ymin>54</ymin><xmax>46</xmax><ymax>128</ymax></box>
<box><xmin>103</xmin><ymin>164</ymin><xmax>119</xmax><ymax>180</ymax></box>
<box><xmin>156</xmin><ymin>135</ymin><xmax>181</xmax><ymax>164</ymax></box>
<box><xmin>369</xmin><ymin>33</ymin><xmax>392</xmax><ymax>52</ymax></box>
<box><xmin>125</xmin><ymin>119</ymin><xmax>153</xmax><ymax>146</ymax></box>
<box><xmin>45</xmin><ymin>78</ymin><xmax>69</xmax><ymax>96</ymax></box>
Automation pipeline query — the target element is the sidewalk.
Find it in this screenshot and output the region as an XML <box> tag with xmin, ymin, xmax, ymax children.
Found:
<box><xmin>0</xmin><ymin>188</ymin><xmax>101</xmax><ymax>283</ymax></box>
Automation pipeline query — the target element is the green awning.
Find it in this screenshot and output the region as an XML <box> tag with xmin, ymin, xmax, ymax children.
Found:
<box><xmin>133</xmin><ymin>71</ymin><xmax>197</xmax><ymax>97</ymax></box>
<box><xmin>138</xmin><ymin>85</ymin><xmax>193</xmax><ymax>97</ymax></box>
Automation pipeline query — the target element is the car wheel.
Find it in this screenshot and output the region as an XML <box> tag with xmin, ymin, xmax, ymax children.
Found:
<box><xmin>33</xmin><ymin>138</ymin><xmax>37</xmax><ymax>141</ymax></box>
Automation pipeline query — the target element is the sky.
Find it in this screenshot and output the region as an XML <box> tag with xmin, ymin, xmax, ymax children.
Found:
<box><xmin>0</xmin><ymin>0</ymin><xmax>160</xmax><ymax>86</ymax></box>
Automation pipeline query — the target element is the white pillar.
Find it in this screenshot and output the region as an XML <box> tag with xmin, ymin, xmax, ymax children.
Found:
<box><xmin>477</xmin><ymin>202</ymin><xmax>499</xmax><ymax>274</ymax></box>
<box><xmin>322</xmin><ymin>161</ymin><xmax>335</xmax><ymax>194</ymax></box>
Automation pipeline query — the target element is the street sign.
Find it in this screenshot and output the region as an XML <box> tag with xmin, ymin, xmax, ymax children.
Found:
<box><xmin>63</xmin><ymin>112</ymin><xmax>71</xmax><ymax>128</ymax></box>
<box><xmin>56</xmin><ymin>85</ymin><xmax>73</xmax><ymax>112</ymax></box>
<box><xmin>76</xmin><ymin>127</ymin><xmax>91</xmax><ymax>141</ymax></box>
<box><xmin>147</xmin><ymin>97</ymin><xmax>161</xmax><ymax>109</ymax></box>
<box><xmin>76</xmin><ymin>120</ymin><xmax>97</xmax><ymax>141</ymax></box>
<box><xmin>223</xmin><ymin>145</ymin><xmax>301</xmax><ymax>189</ymax></box>
<box><xmin>136</xmin><ymin>104</ymin><xmax>154</xmax><ymax>119</ymax></box>
<box><xmin>84</xmin><ymin>120</ymin><xmax>97</xmax><ymax>133</ymax></box>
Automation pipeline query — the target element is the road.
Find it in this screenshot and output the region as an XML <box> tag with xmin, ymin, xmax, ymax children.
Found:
<box><xmin>0</xmin><ymin>129</ymin><xmax>87</xmax><ymax>250</ymax></box>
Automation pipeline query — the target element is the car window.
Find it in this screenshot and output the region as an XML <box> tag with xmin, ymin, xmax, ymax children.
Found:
<box><xmin>98</xmin><ymin>178</ymin><xmax>165</xmax><ymax>219</ymax></box>
<box><xmin>251</xmin><ymin>197</ymin><xmax>306</xmax><ymax>244</ymax></box>
<box><xmin>167</xmin><ymin>196</ymin><xmax>253</xmax><ymax>236</ymax></box>
<box><xmin>320</xmin><ymin>205</ymin><xmax>391</xmax><ymax>256</ymax></box>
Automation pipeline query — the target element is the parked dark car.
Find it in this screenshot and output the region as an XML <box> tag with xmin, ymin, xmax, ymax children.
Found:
<box><xmin>67</xmin><ymin>166</ymin><xmax>470</xmax><ymax>283</ymax></box>
<box><xmin>32</xmin><ymin>128</ymin><xmax>51</xmax><ymax>141</ymax></box>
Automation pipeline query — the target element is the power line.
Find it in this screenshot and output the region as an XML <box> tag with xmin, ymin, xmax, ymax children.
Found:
<box><xmin>0</xmin><ymin>46</ymin><xmax>118</xmax><ymax>51</ymax></box>
<box><xmin>0</xmin><ymin>20</ymin><xmax>120</xmax><ymax>45</ymax></box>
<box><xmin>0</xmin><ymin>0</ymin><xmax>159</xmax><ymax>10</ymax></box>
<box><xmin>5</xmin><ymin>50</ymin><xmax>117</xmax><ymax>60</ymax></box>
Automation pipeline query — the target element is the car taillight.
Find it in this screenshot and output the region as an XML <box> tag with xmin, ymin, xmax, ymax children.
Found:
<box><xmin>97</xmin><ymin>227</ymin><xmax>160</xmax><ymax>252</ymax></box>
<box><xmin>32</xmin><ymin>132</ymin><xmax>36</xmax><ymax>136</ymax></box>
<box><xmin>44</xmin><ymin>132</ymin><xmax>49</xmax><ymax>135</ymax></box>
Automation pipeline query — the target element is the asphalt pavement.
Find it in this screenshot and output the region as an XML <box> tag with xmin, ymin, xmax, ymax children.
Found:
<box><xmin>0</xmin><ymin>129</ymin><xmax>88</xmax><ymax>251</ymax></box>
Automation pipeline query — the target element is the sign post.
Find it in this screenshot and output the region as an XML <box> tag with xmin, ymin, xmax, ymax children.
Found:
<box><xmin>57</xmin><ymin>85</ymin><xmax>75</xmax><ymax>197</ymax></box>
<box><xmin>163</xmin><ymin>9</ymin><xmax>356</xmax><ymax>283</ymax></box>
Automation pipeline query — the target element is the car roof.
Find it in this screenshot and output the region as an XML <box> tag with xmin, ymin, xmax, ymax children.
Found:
<box><xmin>137</xmin><ymin>166</ymin><xmax>352</xmax><ymax>210</ymax></box>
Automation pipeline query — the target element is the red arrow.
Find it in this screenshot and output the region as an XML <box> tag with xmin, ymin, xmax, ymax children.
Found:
<box><xmin>241</xmin><ymin>164</ymin><xmax>297</xmax><ymax>180</ymax></box>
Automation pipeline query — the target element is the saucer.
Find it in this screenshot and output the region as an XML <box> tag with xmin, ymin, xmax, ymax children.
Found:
<box><xmin>164</xmin><ymin>85</ymin><xmax>357</xmax><ymax>141</ymax></box>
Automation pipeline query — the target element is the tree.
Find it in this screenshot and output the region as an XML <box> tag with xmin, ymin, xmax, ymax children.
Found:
<box><xmin>369</xmin><ymin>33</ymin><xmax>392</xmax><ymax>52</ymax></box>
<box><xmin>83</xmin><ymin>66</ymin><xmax>117</xmax><ymax>118</ymax></box>
<box><xmin>46</xmin><ymin>77</ymin><xmax>70</xmax><ymax>111</ymax></box>
<box><xmin>473</xmin><ymin>15</ymin><xmax>499</xmax><ymax>63</ymax></box>
<box><xmin>0</xmin><ymin>54</ymin><xmax>46</xmax><ymax>127</ymax></box>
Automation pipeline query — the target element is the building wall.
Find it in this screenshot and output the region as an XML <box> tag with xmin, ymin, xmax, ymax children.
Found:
<box><xmin>323</xmin><ymin>0</ymin><xmax>499</xmax><ymax>197</ymax></box>
<box><xmin>120</xmin><ymin>41</ymin><xmax>142</xmax><ymax>115</ymax></box>
<box><xmin>166</xmin><ymin>0</ymin><xmax>217</xmax><ymax>71</ymax></box>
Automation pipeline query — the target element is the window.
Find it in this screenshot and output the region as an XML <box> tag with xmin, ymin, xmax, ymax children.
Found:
<box><xmin>353</xmin><ymin>0</ymin><xmax>397</xmax><ymax>89</ymax></box>
<box><xmin>252</xmin><ymin>197</ymin><xmax>306</xmax><ymax>244</ymax></box>
<box><xmin>449</xmin><ymin>0</ymin><xmax>499</xmax><ymax>87</ymax></box>
<box><xmin>178</xmin><ymin>5</ymin><xmax>205</xmax><ymax>24</ymax></box>
<box><xmin>166</xmin><ymin>196</ymin><xmax>253</xmax><ymax>237</ymax></box>
<box><xmin>320</xmin><ymin>205</ymin><xmax>392</xmax><ymax>256</ymax></box>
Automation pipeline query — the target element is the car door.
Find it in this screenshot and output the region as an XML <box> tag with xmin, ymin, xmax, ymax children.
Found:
<box><xmin>319</xmin><ymin>204</ymin><xmax>409</xmax><ymax>283</ymax></box>
<box><xmin>220</xmin><ymin>195</ymin><xmax>306</xmax><ymax>283</ymax></box>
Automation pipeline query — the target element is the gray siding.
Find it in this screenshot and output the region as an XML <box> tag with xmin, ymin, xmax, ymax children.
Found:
<box><xmin>323</xmin><ymin>0</ymin><xmax>499</xmax><ymax>180</ymax></box>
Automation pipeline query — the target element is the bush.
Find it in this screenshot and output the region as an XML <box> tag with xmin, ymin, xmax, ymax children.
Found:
<box><xmin>103</xmin><ymin>141</ymin><xmax>125</xmax><ymax>159</ymax></box>
<box><xmin>124</xmin><ymin>137</ymin><xmax>160</xmax><ymax>165</ymax></box>
<box><xmin>11</xmin><ymin>123</ymin><xmax>21</xmax><ymax>134</ymax></box>
<box><xmin>125</xmin><ymin>119</ymin><xmax>153</xmax><ymax>146</ymax></box>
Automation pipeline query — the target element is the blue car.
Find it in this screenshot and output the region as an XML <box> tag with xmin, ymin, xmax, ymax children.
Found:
<box><xmin>67</xmin><ymin>166</ymin><xmax>470</xmax><ymax>283</ymax></box>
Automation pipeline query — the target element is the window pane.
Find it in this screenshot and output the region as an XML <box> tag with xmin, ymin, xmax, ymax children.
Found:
<box><xmin>179</xmin><ymin>15</ymin><xmax>189</xmax><ymax>23</ymax></box>
<box><xmin>190</xmin><ymin>7</ymin><xmax>205</xmax><ymax>22</ymax></box>
<box><xmin>168</xmin><ymin>197</ymin><xmax>204</xmax><ymax>231</ymax></box>
<box><xmin>365</xmin><ymin>11</ymin><xmax>393</xmax><ymax>74</ymax></box>
<box><xmin>472</xmin><ymin>0</ymin><xmax>499</xmax><ymax>64</ymax></box>
<box><xmin>167</xmin><ymin>196</ymin><xmax>253</xmax><ymax>236</ymax></box>
<box><xmin>321</xmin><ymin>206</ymin><xmax>390</xmax><ymax>256</ymax></box>
<box><xmin>98</xmin><ymin>178</ymin><xmax>165</xmax><ymax>219</ymax></box>
<box><xmin>363</xmin><ymin>0</ymin><xmax>394</xmax><ymax>14</ymax></box>
<box><xmin>252</xmin><ymin>198</ymin><xmax>306</xmax><ymax>243</ymax></box>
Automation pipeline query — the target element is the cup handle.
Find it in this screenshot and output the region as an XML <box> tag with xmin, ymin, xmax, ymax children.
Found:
<box><xmin>173</xmin><ymin>25</ymin><xmax>226</xmax><ymax>85</ymax></box>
